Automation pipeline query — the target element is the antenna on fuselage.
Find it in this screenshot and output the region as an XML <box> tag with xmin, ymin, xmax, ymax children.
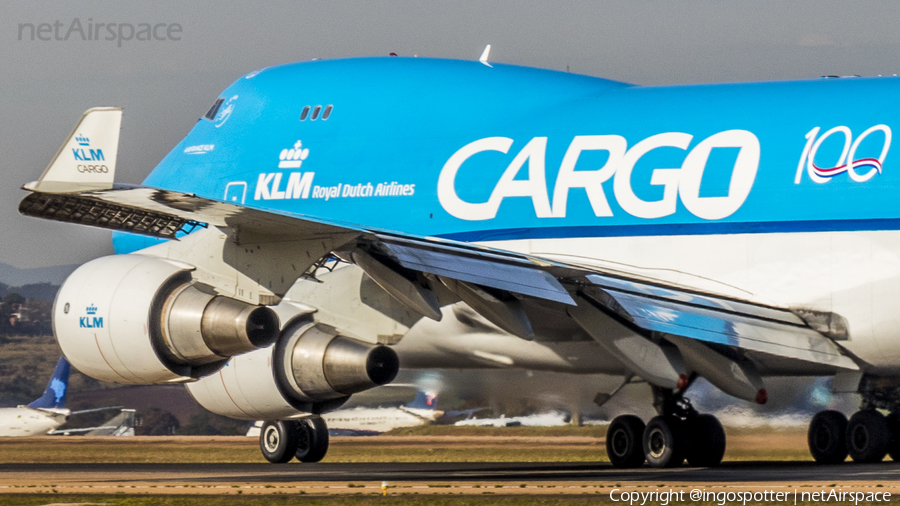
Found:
<box><xmin>479</xmin><ymin>45</ymin><xmax>492</xmax><ymax>67</ymax></box>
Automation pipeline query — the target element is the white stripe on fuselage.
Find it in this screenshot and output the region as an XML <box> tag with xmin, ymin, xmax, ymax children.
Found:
<box><xmin>0</xmin><ymin>407</ymin><xmax>68</xmax><ymax>436</ymax></box>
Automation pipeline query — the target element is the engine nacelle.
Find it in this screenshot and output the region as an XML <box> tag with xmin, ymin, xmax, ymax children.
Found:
<box><xmin>186</xmin><ymin>321</ymin><xmax>399</xmax><ymax>419</ymax></box>
<box><xmin>54</xmin><ymin>254</ymin><xmax>279</xmax><ymax>384</ymax></box>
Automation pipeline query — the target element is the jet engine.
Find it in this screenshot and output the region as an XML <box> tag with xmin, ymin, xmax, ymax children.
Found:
<box><xmin>186</xmin><ymin>320</ymin><xmax>400</xmax><ymax>419</ymax></box>
<box><xmin>54</xmin><ymin>254</ymin><xmax>279</xmax><ymax>384</ymax></box>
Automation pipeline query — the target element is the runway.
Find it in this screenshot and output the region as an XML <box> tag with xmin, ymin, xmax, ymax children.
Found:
<box><xmin>4</xmin><ymin>461</ymin><xmax>900</xmax><ymax>485</ymax></box>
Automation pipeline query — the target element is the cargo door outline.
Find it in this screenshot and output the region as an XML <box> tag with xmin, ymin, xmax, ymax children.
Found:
<box><xmin>224</xmin><ymin>182</ymin><xmax>247</xmax><ymax>204</ymax></box>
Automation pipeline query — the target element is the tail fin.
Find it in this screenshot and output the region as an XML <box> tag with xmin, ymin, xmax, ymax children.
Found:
<box><xmin>406</xmin><ymin>391</ymin><xmax>438</xmax><ymax>410</ymax></box>
<box><xmin>28</xmin><ymin>357</ymin><xmax>70</xmax><ymax>409</ymax></box>
<box><xmin>24</xmin><ymin>107</ymin><xmax>122</xmax><ymax>193</ymax></box>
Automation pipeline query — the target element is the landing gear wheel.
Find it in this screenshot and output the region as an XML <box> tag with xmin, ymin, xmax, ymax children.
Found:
<box><xmin>295</xmin><ymin>416</ymin><xmax>330</xmax><ymax>463</ymax></box>
<box><xmin>685</xmin><ymin>414</ymin><xmax>726</xmax><ymax>467</ymax></box>
<box><xmin>259</xmin><ymin>420</ymin><xmax>299</xmax><ymax>464</ymax></box>
<box><xmin>847</xmin><ymin>410</ymin><xmax>890</xmax><ymax>463</ymax></box>
<box><xmin>808</xmin><ymin>410</ymin><xmax>848</xmax><ymax>464</ymax></box>
<box><xmin>887</xmin><ymin>412</ymin><xmax>900</xmax><ymax>462</ymax></box>
<box><xmin>643</xmin><ymin>416</ymin><xmax>685</xmax><ymax>468</ymax></box>
<box><xmin>606</xmin><ymin>415</ymin><xmax>646</xmax><ymax>468</ymax></box>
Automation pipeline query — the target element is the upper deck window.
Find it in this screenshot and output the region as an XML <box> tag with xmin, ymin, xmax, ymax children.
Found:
<box><xmin>311</xmin><ymin>105</ymin><xmax>322</xmax><ymax>120</ymax></box>
<box><xmin>204</xmin><ymin>98</ymin><xmax>224</xmax><ymax>121</ymax></box>
<box><xmin>300</xmin><ymin>105</ymin><xmax>310</xmax><ymax>121</ymax></box>
<box><xmin>322</xmin><ymin>105</ymin><xmax>333</xmax><ymax>120</ymax></box>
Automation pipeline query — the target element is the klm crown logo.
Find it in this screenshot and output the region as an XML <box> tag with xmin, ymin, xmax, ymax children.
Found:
<box><xmin>72</xmin><ymin>135</ymin><xmax>104</xmax><ymax>162</ymax></box>
<box><xmin>278</xmin><ymin>140</ymin><xmax>309</xmax><ymax>169</ymax></box>
<box><xmin>80</xmin><ymin>303</ymin><xmax>103</xmax><ymax>329</ymax></box>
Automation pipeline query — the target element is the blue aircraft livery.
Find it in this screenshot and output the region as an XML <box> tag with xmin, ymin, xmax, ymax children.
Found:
<box><xmin>28</xmin><ymin>357</ymin><xmax>70</xmax><ymax>410</ymax></box>
<box><xmin>120</xmin><ymin>57</ymin><xmax>897</xmax><ymax>252</ymax></box>
<box><xmin>31</xmin><ymin>56</ymin><xmax>900</xmax><ymax>467</ymax></box>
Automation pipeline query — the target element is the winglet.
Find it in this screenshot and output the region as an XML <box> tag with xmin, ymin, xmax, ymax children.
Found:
<box><xmin>28</xmin><ymin>357</ymin><xmax>70</xmax><ymax>409</ymax></box>
<box><xmin>24</xmin><ymin>107</ymin><xmax>122</xmax><ymax>193</ymax></box>
<box><xmin>479</xmin><ymin>44</ymin><xmax>492</xmax><ymax>67</ymax></box>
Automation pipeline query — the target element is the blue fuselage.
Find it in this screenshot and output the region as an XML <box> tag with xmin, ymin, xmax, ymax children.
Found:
<box><xmin>118</xmin><ymin>57</ymin><xmax>900</xmax><ymax>252</ymax></box>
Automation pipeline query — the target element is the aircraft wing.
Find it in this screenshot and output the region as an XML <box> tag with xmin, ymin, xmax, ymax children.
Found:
<box><xmin>18</xmin><ymin>106</ymin><xmax>859</xmax><ymax>398</ymax></box>
<box><xmin>19</xmin><ymin>184</ymin><xmax>354</xmax><ymax>240</ymax></box>
<box><xmin>19</xmin><ymin>182</ymin><xmax>859</xmax><ymax>375</ymax></box>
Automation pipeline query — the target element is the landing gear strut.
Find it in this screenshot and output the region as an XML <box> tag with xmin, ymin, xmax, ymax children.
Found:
<box><xmin>259</xmin><ymin>417</ymin><xmax>330</xmax><ymax>464</ymax></box>
<box><xmin>606</xmin><ymin>385</ymin><xmax>726</xmax><ymax>469</ymax></box>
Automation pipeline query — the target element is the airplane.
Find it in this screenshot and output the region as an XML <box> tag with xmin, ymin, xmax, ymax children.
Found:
<box><xmin>321</xmin><ymin>389</ymin><xmax>442</xmax><ymax>436</ymax></box>
<box><xmin>0</xmin><ymin>357</ymin><xmax>71</xmax><ymax>436</ymax></box>
<box><xmin>455</xmin><ymin>411</ymin><xmax>570</xmax><ymax>428</ymax></box>
<box><xmin>0</xmin><ymin>356</ymin><xmax>129</xmax><ymax>437</ymax></box>
<box><xmin>18</xmin><ymin>51</ymin><xmax>900</xmax><ymax>468</ymax></box>
<box><xmin>247</xmin><ymin>389</ymin><xmax>442</xmax><ymax>437</ymax></box>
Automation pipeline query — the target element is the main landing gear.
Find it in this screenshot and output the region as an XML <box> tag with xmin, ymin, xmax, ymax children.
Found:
<box><xmin>259</xmin><ymin>417</ymin><xmax>330</xmax><ymax>464</ymax></box>
<box><xmin>808</xmin><ymin>409</ymin><xmax>900</xmax><ymax>464</ymax></box>
<box><xmin>808</xmin><ymin>376</ymin><xmax>900</xmax><ymax>464</ymax></box>
<box><xmin>607</xmin><ymin>387</ymin><xmax>726</xmax><ymax>468</ymax></box>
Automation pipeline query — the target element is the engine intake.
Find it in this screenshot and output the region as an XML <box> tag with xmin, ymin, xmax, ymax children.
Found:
<box><xmin>54</xmin><ymin>254</ymin><xmax>279</xmax><ymax>384</ymax></box>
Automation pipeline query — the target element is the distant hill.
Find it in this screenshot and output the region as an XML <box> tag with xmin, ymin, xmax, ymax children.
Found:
<box><xmin>0</xmin><ymin>262</ymin><xmax>77</xmax><ymax>286</ymax></box>
<box><xmin>0</xmin><ymin>282</ymin><xmax>59</xmax><ymax>302</ymax></box>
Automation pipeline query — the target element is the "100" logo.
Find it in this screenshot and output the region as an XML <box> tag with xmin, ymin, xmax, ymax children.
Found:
<box><xmin>794</xmin><ymin>125</ymin><xmax>891</xmax><ymax>184</ymax></box>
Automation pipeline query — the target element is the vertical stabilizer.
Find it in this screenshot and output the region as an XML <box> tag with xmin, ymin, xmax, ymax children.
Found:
<box><xmin>406</xmin><ymin>391</ymin><xmax>438</xmax><ymax>410</ymax></box>
<box><xmin>25</xmin><ymin>107</ymin><xmax>122</xmax><ymax>193</ymax></box>
<box><xmin>28</xmin><ymin>357</ymin><xmax>70</xmax><ymax>409</ymax></box>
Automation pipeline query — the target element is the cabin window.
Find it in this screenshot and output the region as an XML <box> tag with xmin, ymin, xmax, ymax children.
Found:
<box><xmin>311</xmin><ymin>105</ymin><xmax>322</xmax><ymax>120</ymax></box>
<box><xmin>204</xmin><ymin>98</ymin><xmax>224</xmax><ymax>121</ymax></box>
<box><xmin>300</xmin><ymin>105</ymin><xmax>310</xmax><ymax>121</ymax></box>
<box><xmin>322</xmin><ymin>105</ymin><xmax>333</xmax><ymax>120</ymax></box>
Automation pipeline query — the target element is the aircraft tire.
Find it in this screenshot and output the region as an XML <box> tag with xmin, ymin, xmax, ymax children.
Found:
<box><xmin>643</xmin><ymin>416</ymin><xmax>685</xmax><ymax>468</ymax></box>
<box><xmin>259</xmin><ymin>420</ymin><xmax>300</xmax><ymax>464</ymax></box>
<box><xmin>846</xmin><ymin>410</ymin><xmax>890</xmax><ymax>463</ymax></box>
<box><xmin>685</xmin><ymin>414</ymin><xmax>726</xmax><ymax>467</ymax></box>
<box><xmin>296</xmin><ymin>416</ymin><xmax>330</xmax><ymax>463</ymax></box>
<box><xmin>606</xmin><ymin>415</ymin><xmax>646</xmax><ymax>468</ymax></box>
<box><xmin>886</xmin><ymin>412</ymin><xmax>900</xmax><ymax>461</ymax></box>
<box><xmin>808</xmin><ymin>410</ymin><xmax>848</xmax><ymax>464</ymax></box>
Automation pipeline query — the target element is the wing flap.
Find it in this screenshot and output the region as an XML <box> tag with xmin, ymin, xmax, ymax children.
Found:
<box><xmin>583</xmin><ymin>284</ymin><xmax>858</xmax><ymax>370</ymax></box>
